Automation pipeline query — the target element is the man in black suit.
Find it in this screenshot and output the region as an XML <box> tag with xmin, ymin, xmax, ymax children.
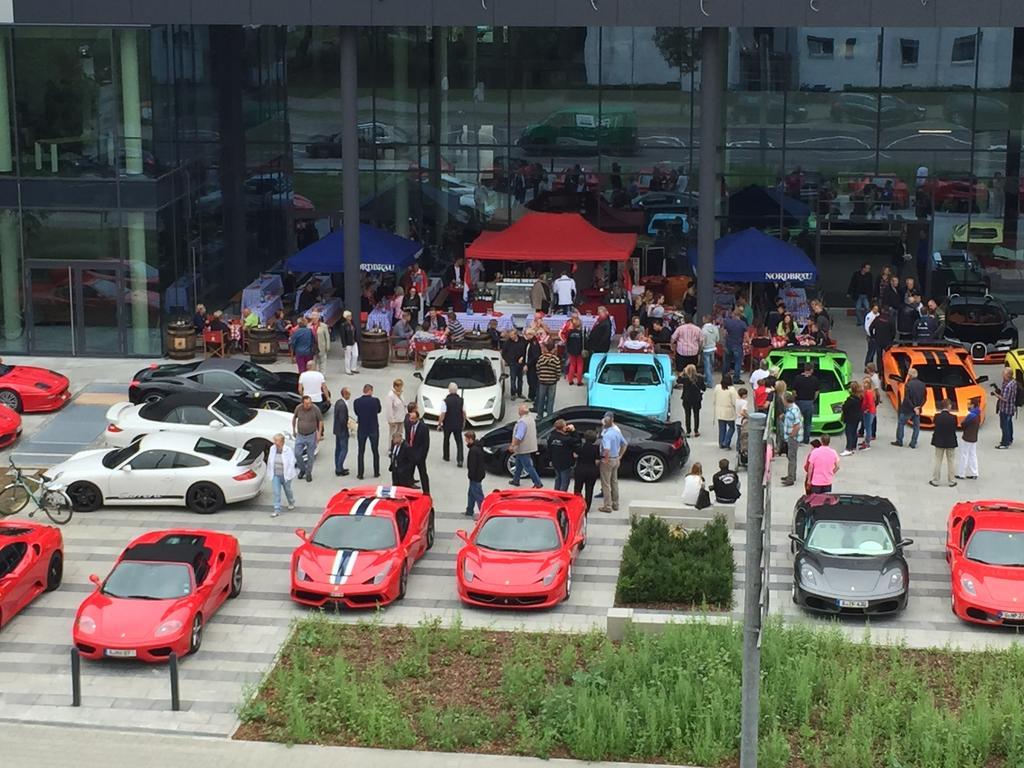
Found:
<box><xmin>352</xmin><ymin>383</ymin><xmax>381</xmax><ymax>479</ymax></box>
<box><xmin>404</xmin><ymin>403</ymin><xmax>431</xmax><ymax>493</ymax></box>
<box><xmin>388</xmin><ymin>433</ymin><xmax>416</xmax><ymax>487</ymax></box>
<box><xmin>587</xmin><ymin>306</ymin><xmax>612</xmax><ymax>355</ymax></box>
<box><xmin>332</xmin><ymin>386</ymin><xmax>351</xmax><ymax>477</ymax></box>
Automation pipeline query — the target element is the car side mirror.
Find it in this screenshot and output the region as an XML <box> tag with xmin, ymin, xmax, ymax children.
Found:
<box><xmin>413</xmin><ymin>372</ymin><xmax>423</xmax><ymax>380</ymax></box>
<box><xmin>899</xmin><ymin>538</ymin><xmax>914</xmax><ymax>548</ymax></box>
<box><xmin>295</xmin><ymin>528</ymin><xmax>307</xmax><ymax>541</ymax></box>
<box><xmin>583</xmin><ymin>373</ymin><xmax>590</xmax><ymax>381</ymax></box>
<box><xmin>455</xmin><ymin>529</ymin><xmax>469</xmax><ymax>543</ymax></box>
<box><xmin>787</xmin><ymin>532</ymin><xmax>804</xmax><ymax>546</ymax></box>
<box><xmin>88</xmin><ymin>573</ymin><xmax>101</xmax><ymax>586</ymax></box>
<box><xmin>976</xmin><ymin>375</ymin><xmax>988</xmax><ymax>384</ymax></box>
<box><xmin>121</xmin><ymin>465</ymin><xmax>132</xmax><ymax>473</ymax></box>
<box><xmin>209</xmin><ymin>420</ymin><xmax>223</xmax><ymax>428</ymax></box>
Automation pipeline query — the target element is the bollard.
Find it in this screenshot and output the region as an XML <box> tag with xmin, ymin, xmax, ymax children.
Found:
<box><xmin>169</xmin><ymin>652</ymin><xmax>180</xmax><ymax>711</ymax></box>
<box><xmin>70</xmin><ymin>647</ymin><xmax>81</xmax><ymax>706</ymax></box>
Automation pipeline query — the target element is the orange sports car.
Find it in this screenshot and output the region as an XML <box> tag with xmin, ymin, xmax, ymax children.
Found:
<box><xmin>882</xmin><ymin>343</ymin><xmax>988</xmax><ymax>428</ymax></box>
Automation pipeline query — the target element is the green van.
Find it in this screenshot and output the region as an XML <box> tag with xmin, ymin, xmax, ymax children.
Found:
<box><xmin>517</xmin><ymin>106</ymin><xmax>639</xmax><ymax>156</ymax></box>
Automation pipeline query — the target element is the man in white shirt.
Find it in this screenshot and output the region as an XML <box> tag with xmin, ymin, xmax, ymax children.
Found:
<box><xmin>298</xmin><ymin>361</ymin><xmax>328</xmax><ymax>407</ymax></box>
<box><xmin>386</xmin><ymin>378</ymin><xmax>406</xmax><ymax>442</ymax></box>
<box><xmin>863</xmin><ymin>302</ymin><xmax>879</xmax><ymax>370</ymax></box>
<box><xmin>551</xmin><ymin>271</ymin><xmax>577</xmax><ymax>314</ymax></box>
<box><xmin>749</xmin><ymin>359</ymin><xmax>770</xmax><ymax>390</ymax></box>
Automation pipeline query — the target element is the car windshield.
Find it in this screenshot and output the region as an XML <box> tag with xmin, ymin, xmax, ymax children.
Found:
<box><xmin>475</xmin><ymin>515</ymin><xmax>561</xmax><ymax>553</ymax></box>
<box><xmin>914</xmin><ymin>364</ymin><xmax>973</xmax><ymax>387</ymax></box>
<box><xmin>211</xmin><ymin>396</ymin><xmax>255</xmax><ymax>426</ymax></box>
<box><xmin>424</xmin><ymin>359</ymin><xmax>496</xmax><ymax>389</ymax></box>
<box><xmin>103</xmin><ymin>561</ymin><xmax>193</xmax><ymax>599</ymax></box>
<box><xmin>966</xmin><ymin>530</ymin><xmax>1024</xmax><ymax>566</ymax></box>
<box><xmin>102</xmin><ymin>442</ymin><xmax>141</xmax><ymax>469</ymax></box>
<box><xmin>780</xmin><ymin>367</ymin><xmax>844</xmax><ymax>393</ymax></box>
<box><xmin>805</xmin><ymin>520</ymin><xmax>894</xmax><ymax>557</ymax></box>
<box><xmin>312</xmin><ymin>515</ymin><xmax>396</xmax><ymax>551</ymax></box>
<box><xmin>597</xmin><ymin>363</ymin><xmax>661</xmax><ymax>386</ymax></box>
<box><xmin>0</xmin><ymin>363</ymin><xmax>11</xmax><ymax>376</ymax></box>
<box><xmin>235</xmin><ymin>362</ymin><xmax>279</xmax><ymax>388</ymax></box>
<box><xmin>946</xmin><ymin>307</ymin><xmax>1006</xmax><ymax>325</ymax></box>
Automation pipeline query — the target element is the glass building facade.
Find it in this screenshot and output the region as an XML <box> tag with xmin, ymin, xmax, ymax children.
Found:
<box><xmin>2</xmin><ymin>24</ymin><xmax>1023</xmax><ymax>356</ymax></box>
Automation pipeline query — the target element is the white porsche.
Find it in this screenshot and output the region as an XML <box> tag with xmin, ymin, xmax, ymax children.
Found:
<box><xmin>414</xmin><ymin>349</ymin><xmax>507</xmax><ymax>428</ymax></box>
<box><xmin>43</xmin><ymin>433</ymin><xmax>266</xmax><ymax>514</ymax></box>
<box><xmin>104</xmin><ymin>392</ymin><xmax>293</xmax><ymax>451</ymax></box>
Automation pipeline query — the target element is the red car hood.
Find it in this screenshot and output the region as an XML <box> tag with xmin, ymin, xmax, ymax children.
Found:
<box><xmin>295</xmin><ymin>545</ymin><xmax>397</xmax><ymax>586</ymax></box>
<box><xmin>962</xmin><ymin>563</ymin><xmax>1024</xmax><ymax>608</ymax></box>
<box><xmin>464</xmin><ymin>547</ymin><xmax>566</xmax><ymax>587</ymax></box>
<box><xmin>2</xmin><ymin>365</ymin><xmax>68</xmax><ymax>391</ymax></box>
<box><xmin>0</xmin><ymin>405</ymin><xmax>21</xmax><ymax>430</ymax></box>
<box><xmin>78</xmin><ymin>593</ymin><xmax>191</xmax><ymax>644</ymax></box>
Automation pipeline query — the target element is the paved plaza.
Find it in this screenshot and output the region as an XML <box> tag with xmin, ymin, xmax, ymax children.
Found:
<box><xmin>1</xmin><ymin>318</ymin><xmax>1023</xmax><ymax>740</ymax></box>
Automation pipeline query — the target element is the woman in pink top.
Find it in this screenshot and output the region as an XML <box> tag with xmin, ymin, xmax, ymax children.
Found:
<box><xmin>803</xmin><ymin>435</ymin><xmax>840</xmax><ymax>493</ymax></box>
<box><xmin>859</xmin><ymin>376</ymin><xmax>877</xmax><ymax>450</ymax></box>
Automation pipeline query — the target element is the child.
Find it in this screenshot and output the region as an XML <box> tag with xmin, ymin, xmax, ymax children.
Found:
<box><xmin>486</xmin><ymin>319</ymin><xmax>502</xmax><ymax>351</ymax></box>
<box><xmin>859</xmin><ymin>376</ymin><xmax>877</xmax><ymax>450</ymax></box>
<box><xmin>734</xmin><ymin>387</ymin><xmax>749</xmax><ymax>430</ymax></box>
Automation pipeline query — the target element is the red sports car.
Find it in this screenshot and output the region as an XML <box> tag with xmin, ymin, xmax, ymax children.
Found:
<box><xmin>0</xmin><ymin>404</ymin><xmax>22</xmax><ymax>448</ymax></box>
<box><xmin>0</xmin><ymin>521</ymin><xmax>63</xmax><ymax>630</ymax></box>
<box><xmin>456</xmin><ymin>489</ymin><xmax>587</xmax><ymax>609</ymax></box>
<box><xmin>0</xmin><ymin>360</ymin><xmax>71</xmax><ymax>413</ymax></box>
<box><xmin>291</xmin><ymin>485</ymin><xmax>435</xmax><ymax>609</ymax></box>
<box><xmin>947</xmin><ymin>500</ymin><xmax>1024</xmax><ymax>626</ymax></box>
<box><xmin>73</xmin><ymin>529</ymin><xmax>242</xmax><ymax>661</ymax></box>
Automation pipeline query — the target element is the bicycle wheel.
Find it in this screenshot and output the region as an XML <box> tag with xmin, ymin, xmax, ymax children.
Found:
<box><xmin>41</xmin><ymin>491</ymin><xmax>73</xmax><ymax>525</ymax></box>
<box><xmin>0</xmin><ymin>483</ymin><xmax>30</xmax><ymax>516</ymax></box>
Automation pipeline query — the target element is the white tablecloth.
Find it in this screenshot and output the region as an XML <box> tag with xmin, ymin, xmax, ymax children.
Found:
<box><xmin>541</xmin><ymin>314</ymin><xmax>610</xmax><ymax>334</ymax></box>
<box><xmin>242</xmin><ymin>274</ymin><xmax>283</xmax><ymax>310</ymax></box>
<box><xmin>367</xmin><ymin>308</ymin><xmax>393</xmax><ymax>333</ymax></box>
<box><xmin>456</xmin><ymin>312</ymin><xmax>513</xmax><ymax>333</ymax></box>
<box><xmin>251</xmin><ymin>296</ymin><xmax>282</xmax><ymax>325</ymax></box>
<box><xmin>306</xmin><ymin>298</ymin><xmax>344</xmax><ymax>326</ymax></box>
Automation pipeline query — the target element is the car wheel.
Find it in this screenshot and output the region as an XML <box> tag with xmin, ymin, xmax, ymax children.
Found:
<box><xmin>67</xmin><ymin>482</ymin><xmax>102</xmax><ymax>513</ymax></box>
<box><xmin>45</xmin><ymin>551</ymin><xmax>63</xmax><ymax>592</ymax></box>
<box><xmin>142</xmin><ymin>392</ymin><xmax>163</xmax><ymax>405</ymax></box>
<box><xmin>505</xmin><ymin>453</ymin><xmax>516</xmax><ymax>477</ymax></box>
<box><xmin>397</xmin><ymin>563</ymin><xmax>409</xmax><ymax>600</ymax></box>
<box><xmin>634</xmin><ymin>452</ymin><xmax>667</xmax><ymax>483</ymax></box>
<box><xmin>564</xmin><ymin>564</ymin><xmax>573</xmax><ymax>602</ymax></box>
<box><xmin>188</xmin><ymin>614</ymin><xmax>203</xmax><ymax>654</ymax></box>
<box><xmin>426</xmin><ymin>509</ymin><xmax>435</xmax><ymax>550</ymax></box>
<box><xmin>0</xmin><ymin>389</ymin><xmax>22</xmax><ymax>413</ymax></box>
<box><xmin>262</xmin><ymin>398</ymin><xmax>287</xmax><ymax>411</ymax></box>
<box><xmin>228</xmin><ymin>557</ymin><xmax>243</xmax><ymax>598</ymax></box>
<box><xmin>186</xmin><ymin>482</ymin><xmax>224</xmax><ymax>515</ymax></box>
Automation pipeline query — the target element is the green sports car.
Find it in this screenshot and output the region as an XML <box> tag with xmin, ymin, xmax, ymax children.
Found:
<box><xmin>765</xmin><ymin>346</ymin><xmax>853</xmax><ymax>435</ymax></box>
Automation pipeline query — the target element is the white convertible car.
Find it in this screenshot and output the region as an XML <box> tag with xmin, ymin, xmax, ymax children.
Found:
<box><xmin>43</xmin><ymin>433</ymin><xmax>266</xmax><ymax>514</ymax></box>
<box><xmin>414</xmin><ymin>349</ymin><xmax>507</xmax><ymax>428</ymax></box>
<box><xmin>104</xmin><ymin>392</ymin><xmax>293</xmax><ymax>451</ymax></box>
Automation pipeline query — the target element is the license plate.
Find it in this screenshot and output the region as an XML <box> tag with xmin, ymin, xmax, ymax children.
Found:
<box><xmin>104</xmin><ymin>648</ymin><xmax>137</xmax><ymax>658</ymax></box>
<box><xmin>837</xmin><ymin>599</ymin><xmax>869</xmax><ymax>608</ymax></box>
<box><xmin>1001</xmin><ymin>612</ymin><xmax>1024</xmax><ymax>620</ymax></box>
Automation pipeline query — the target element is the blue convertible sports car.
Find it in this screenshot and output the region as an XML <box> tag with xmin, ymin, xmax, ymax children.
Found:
<box><xmin>584</xmin><ymin>352</ymin><xmax>673</xmax><ymax>421</ymax></box>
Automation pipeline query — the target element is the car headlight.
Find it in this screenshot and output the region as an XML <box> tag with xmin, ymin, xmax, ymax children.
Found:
<box><xmin>960</xmin><ymin>574</ymin><xmax>976</xmax><ymax>595</ymax></box>
<box><xmin>370</xmin><ymin>563</ymin><xmax>393</xmax><ymax>585</ymax></box>
<box><xmin>541</xmin><ymin>565</ymin><xmax>561</xmax><ymax>586</ymax></box>
<box><xmin>422</xmin><ymin>396</ymin><xmax>434</xmax><ymax>409</ymax></box>
<box><xmin>295</xmin><ymin>562</ymin><xmax>311</xmax><ymax>582</ymax></box>
<box><xmin>155</xmin><ymin>619</ymin><xmax>183</xmax><ymax>637</ymax></box>
<box><xmin>800</xmin><ymin>565</ymin><xmax>818</xmax><ymax>585</ymax></box>
<box><xmin>886</xmin><ymin>570</ymin><xmax>904</xmax><ymax>591</ymax></box>
<box><xmin>830</xmin><ymin>403</ymin><xmax>843</xmax><ymax>414</ymax></box>
<box><xmin>462</xmin><ymin>560</ymin><xmax>475</xmax><ymax>583</ymax></box>
<box><xmin>77</xmin><ymin>616</ymin><xmax>96</xmax><ymax>634</ymax></box>
<box><xmin>484</xmin><ymin>397</ymin><xmax>496</xmax><ymax>409</ymax></box>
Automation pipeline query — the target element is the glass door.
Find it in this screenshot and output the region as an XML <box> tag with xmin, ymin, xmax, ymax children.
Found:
<box><xmin>26</xmin><ymin>262</ymin><xmax>127</xmax><ymax>356</ymax></box>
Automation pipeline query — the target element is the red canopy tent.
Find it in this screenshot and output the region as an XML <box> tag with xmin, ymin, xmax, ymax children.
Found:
<box><xmin>466</xmin><ymin>212</ymin><xmax>636</xmax><ymax>262</ymax></box>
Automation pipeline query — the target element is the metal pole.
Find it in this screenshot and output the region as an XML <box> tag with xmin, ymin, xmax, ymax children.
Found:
<box><xmin>697</xmin><ymin>28</ymin><xmax>723</xmax><ymax>320</ymax></box>
<box><xmin>340</xmin><ymin>26</ymin><xmax>362</xmax><ymax>341</ymax></box>
<box><xmin>740</xmin><ymin>411</ymin><xmax>767</xmax><ymax>768</ymax></box>
<box><xmin>70</xmin><ymin>648</ymin><xmax>81</xmax><ymax>706</ymax></box>
<box><xmin>169</xmin><ymin>652</ymin><xmax>180</xmax><ymax>711</ymax></box>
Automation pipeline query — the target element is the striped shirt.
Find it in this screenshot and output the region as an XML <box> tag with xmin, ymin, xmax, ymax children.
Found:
<box><xmin>782</xmin><ymin>403</ymin><xmax>804</xmax><ymax>443</ymax></box>
<box><xmin>536</xmin><ymin>352</ymin><xmax>562</xmax><ymax>384</ymax></box>
<box><xmin>447</xmin><ymin>319</ymin><xmax>466</xmax><ymax>343</ymax></box>
<box><xmin>998</xmin><ymin>379</ymin><xmax>1018</xmax><ymax>415</ymax></box>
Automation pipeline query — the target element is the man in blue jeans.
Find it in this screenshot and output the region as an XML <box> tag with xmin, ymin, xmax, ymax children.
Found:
<box><xmin>791</xmin><ymin>363</ymin><xmax>820</xmax><ymax>445</ymax></box>
<box><xmin>508</xmin><ymin>403</ymin><xmax>543</xmax><ymax>488</ymax></box>
<box><xmin>464</xmin><ymin>431</ymin><xmax>486</xmax><ymax>517</ymax></box>
<box><xmin>700</xmin><ymin>314</ymin><xmax>719</xmax><ymax>389</ymax></box>
<box><xmin>892</xmin><ymin>367</ymin><xmax>926</xmax><ymax>448</ymax></box>
<box><xmin>291</xmin><ymin>396</ymin><xmax>323</xmax><ymax>482</ymax></box>
<box><xmin>995</xmin><ymin>367</ymin><xmax>1018</xmax><ymax>449</ymax></box>
<box><xmin>721</xmin><ymin>309</ymin><xmax>748</xmax><ymax>382</ymax></box>
<box><xmin>847</xmin><ymin>262</ymin><xmax>873</xmax><ymax>327</ymax></box>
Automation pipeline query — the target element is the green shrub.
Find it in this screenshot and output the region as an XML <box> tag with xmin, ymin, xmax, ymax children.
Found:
<box><xmin>615</xmin><ymin>514</ymin><xmax>734</xmax><ymax>607</ymax></box>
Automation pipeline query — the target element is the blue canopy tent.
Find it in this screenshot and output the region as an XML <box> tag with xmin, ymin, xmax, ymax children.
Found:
<box><xmin>688</xmin><ymin>228</ymin><xmax>817</xmax><ymax>283</ymax></box>
<box><xmin>286</xmin><ymin>224</ymin><xmax>423</xmax><ymax>273</ymax></box>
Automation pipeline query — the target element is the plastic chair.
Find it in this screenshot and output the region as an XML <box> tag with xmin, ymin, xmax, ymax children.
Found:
<box><xmin>202</xmin><ymin>330</ymin><xmax>226</xmax><ymax>358</ymax></box>
<box><xmin>391</xmin><ymin>337</ymin><xmax>412</xmax><ymax>362</ymax></box>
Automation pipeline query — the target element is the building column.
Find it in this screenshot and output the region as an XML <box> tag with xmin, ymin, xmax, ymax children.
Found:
<box><xmin>340</xmin><ymin>26</ymin><xmax>362</xmax><ymax>339</ymax></box>
<box><xmin>696</xmin><ymin>28</ymin><xmax>724</xmax><ymax>320</ymax></box>
<box><xmin>393</xmin><ymin>28</ymin><xmax>410</xmax><ymax>237</ymax></box>
<box><xmin>1002</xmin><ymin>28</ymin><xmax>1024</xmax><ymax>247</ymax></box>
<box><xmin>120</xmin><ymin>28</ymin><xmax>143</xmax><ymax>176</ymax></box>
<box><xmin>0</xmin><ymin>34</ymin><xmax>12</xmax><ymax>173</ymax></box>
<box><xmin>120</xmin><ymin>29</ymin><xmax>149</xmax><ymax>351</ymax></box>
<box><xmin>125</xmin><ymin>211</ymin><xmax>150</xmax><ymax>352</ymax></box>
<box><xmin>211</xmin><ymin>27</ymin><xmax>247</xmax><ymax>281</ymax></box>
<box><xmin>0</xmin><ymin>36</ymin><xmax>19</xmax><ymax>344</ymax></box>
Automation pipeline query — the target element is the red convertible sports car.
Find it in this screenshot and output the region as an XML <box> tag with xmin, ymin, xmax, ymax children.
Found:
<box><xmin>0</xmin><ymin>521</ymin><xmax>63</xmax><ymax>630</ymax></box>
<box><xmin>947</xmin><ymin>500</ymin><xmax>1024</xmax><ymax>626</ymax></box>
<box><xmin>73</xmin><ymin>529</ymin><xmax>242</xmax><ymax>661</ymax></box>
<box><xmin>0</xmin><ymin>360</ymin><xmax>71</xmax><ymax>413</ymax></box>
<box><xmin>0</xmin><ymin>404</ymin><xmax>22</xmax><ymax>448</ymax></box>
<box><xmin>291</xmin><ymin>485</ymin><xmax>435</xmax><ymax>609</ymax></box>
<box><xmin>456</xmin><ymin>489</ymin><xmax>587</xmax><ymax>609</ymax></box>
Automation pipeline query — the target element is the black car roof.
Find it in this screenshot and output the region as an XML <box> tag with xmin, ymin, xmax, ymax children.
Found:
<box><xmin>803</xmin><ymin>494</ymin><xmax>896</xmax><ymax>523</ymax></box>
<box><xmin>196</xmin><ymin>358</ymin><xmax>245</xmax><ymax>373</ymax></box>
<box><xmin>122</xmin><ymin>540</ymin><xmax>208</xmax><ymax>574</ymax></box>
<box><xmin>139</xmin><ymin>391</ymin><xmax>220</xmax><ymax>420</ymax></box>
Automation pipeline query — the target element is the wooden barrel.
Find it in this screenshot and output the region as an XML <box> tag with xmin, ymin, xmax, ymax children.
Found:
<box><xmin>248</xmin><ymin>327</ymin><xmax>279</xmax><ymax>364</ymax></box>
<box><xmin>165</xmin><ymin>324</ymin><xmax>196</xmax><ymax>360</ymax></box>
<box><xmin>462</xmin><ymin>331</ymin><xmax>491</xmax><ymax>350</ymax></box>
<box><xmin>361</xmin><ymin>330</ymin><xmax>390</xmax><ymax>368</ymax></box>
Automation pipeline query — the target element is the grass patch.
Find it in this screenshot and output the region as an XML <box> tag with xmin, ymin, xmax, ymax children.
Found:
<box><xmin>236</xmin><ymin>615</ymin><xmax>1024</xmax><ymax>767</ymax></box>
<box><xmin>615</xmin><ymin>514</ymin><xmax>734</xmax><ymax>610</ymax></box>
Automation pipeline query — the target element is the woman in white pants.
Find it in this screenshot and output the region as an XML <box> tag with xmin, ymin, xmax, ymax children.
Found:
<box><xmin>339</xmin><ymin>310</ymin><xmax>360</xmax><ymax>375</ymax></box>
<box><xmin>956</xmin><ymin>397</ymin><xmax>981</xmax><ymax>480</ymax></box>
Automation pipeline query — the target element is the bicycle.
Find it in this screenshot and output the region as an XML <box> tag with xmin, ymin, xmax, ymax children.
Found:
<box><xmin>0</xmin><ymin>458</ymin><xmax>73</xmax><ymax>525</ymax></box>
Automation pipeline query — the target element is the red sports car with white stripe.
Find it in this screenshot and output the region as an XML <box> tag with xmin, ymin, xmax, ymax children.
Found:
<box><xmin>290</xmin><ymin>485</ymin><xmax>435</xmax><ymax>609</ymax></box>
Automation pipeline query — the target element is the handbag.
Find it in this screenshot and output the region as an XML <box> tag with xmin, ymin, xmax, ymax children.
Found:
<box><xmin>695</xmin><ymin>486</ymin><xmax>712</xmax><ymax>510</ymax></box>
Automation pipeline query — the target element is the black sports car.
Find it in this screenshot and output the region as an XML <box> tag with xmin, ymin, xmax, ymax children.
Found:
<box><xmin>128</xmin><ymin>359</ymin><xmax>325</xmax><ymax>412</ymax></box>
<box><xmin>790</xmin><ymin>494</ymin><xmax>912</xmax><ymax>616</ymax></box>
<box><xmin>477</xmin><ymin>406</ymin><xmax>688</xmax><ymax>483</ymax></box>
<box><xmin>941</xmin><ymin>289</ymin><xmax>1018</xmax><ymax>363</ymax></box>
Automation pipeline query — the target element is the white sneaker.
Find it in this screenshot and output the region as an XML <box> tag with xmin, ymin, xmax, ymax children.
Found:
<box><xmin>270</xmin><ymin>511</ymin><xmax>280</xmax><ymax>518</ymax></box>
<box><xmin>840</xmin><ymin>450</ymin><xmax>854</xmax><ymax>456</ymax></box>
<box><xmin>287</xmin><ymin>503</ymin><xmax>295</xmax><ymax>510</ymax></box>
